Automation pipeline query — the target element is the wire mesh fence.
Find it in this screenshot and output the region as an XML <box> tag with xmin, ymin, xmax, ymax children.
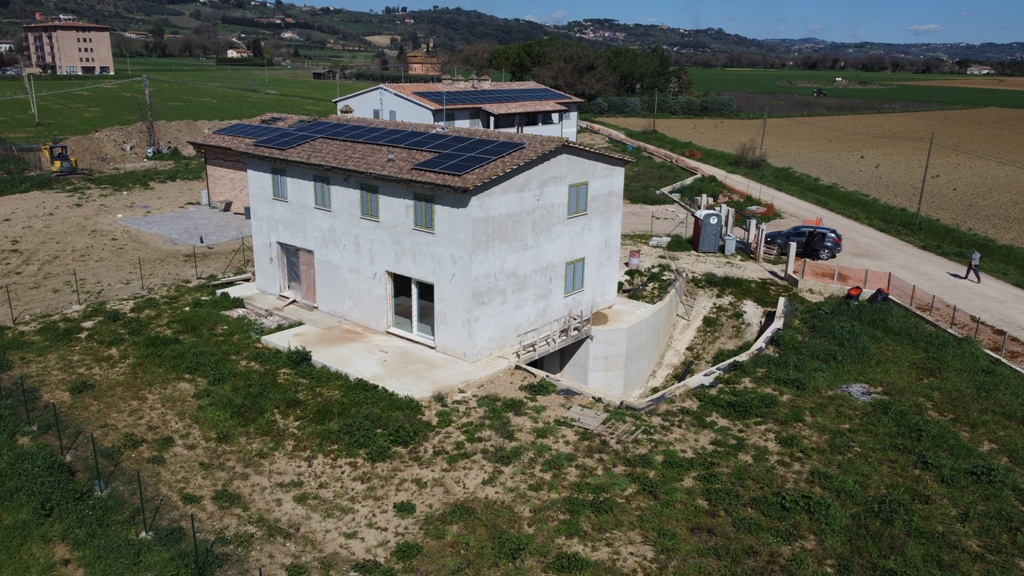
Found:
<box><xmin>796</xmin><ymin>258</ymin><xmax>1024</xmax><ymax>369</ymax></box>
<box><xmin>2</xmin><ymin>238</ymin><xmax>254</xmax><ymax>326</ymax></box>
<box><xmin>0</xmin><ymin>373</ymin><xmax>313</xmax><ymax>575</ymax></box>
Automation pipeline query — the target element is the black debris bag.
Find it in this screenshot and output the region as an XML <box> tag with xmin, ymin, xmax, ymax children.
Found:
<box><xmin>867</xmin><ymin>287</ymin><xmax>890</xmax><ymax>304</ymax></box>
<box><xmin>846</xmin><ymin>286</ymin><xmax>863</xmax><ymax>301</ymax></box>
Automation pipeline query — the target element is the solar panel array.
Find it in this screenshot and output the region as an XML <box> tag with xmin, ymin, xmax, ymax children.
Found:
<box><xmin>212</xmin><ymin>121</ymin><xmax>526</xmax><ymax>176</ymax></box>
<box><xmin>412</xmin><ymin>87</ymin><xmax>570</xmax><ymax>106</ymax></box>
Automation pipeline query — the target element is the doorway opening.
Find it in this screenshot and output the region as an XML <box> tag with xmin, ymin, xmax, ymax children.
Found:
<box><xmin>390</xmin><ymin>273</ymin><xmax>434</xmax><ymax>342</ymax></box>
<box><xmin>280</xmin><ymin>243</ymin><xmax>316</xmax><ymax>306</ymax></box>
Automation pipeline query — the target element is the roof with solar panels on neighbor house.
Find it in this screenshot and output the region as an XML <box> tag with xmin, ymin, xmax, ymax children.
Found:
<box><xmin>189</xmin><ymin>114</ymin><xmax>630</xmax><ymax>192</ymax></box>
<box><xmin>331</xmin><ymin>80</ymin><xmax>585</xmax><ymax>115</ymax></box>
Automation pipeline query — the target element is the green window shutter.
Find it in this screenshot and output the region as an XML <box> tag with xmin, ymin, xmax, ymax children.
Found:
<box><xmin>564</xmin><ymin>262</ymin><xmax>575</xmax><ymax>294</ymax></box>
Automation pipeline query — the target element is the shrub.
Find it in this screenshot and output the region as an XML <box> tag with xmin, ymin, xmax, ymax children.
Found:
<box><xmin>392</xmin><ymin>540</ymin><xmax>423</xmax><ymax>563</ymax></box>
<box><xmin>545</xmin><ymin>551</ymin><xmax>593</xmax><ymax>574</ymax></box>
<box><xmin>393</xmin><ymin>500</ymin><xmax>416</xmax><ymax>517</ymax></box>
<box><xmin>520</xmin><ymin>378</ymin><xmax>557</xmax><ymax>398</ymax></box>
<box><xmin>67</xmin><ymin>377</ymin><xmax>95</xmax><ymax>395</ymax></box>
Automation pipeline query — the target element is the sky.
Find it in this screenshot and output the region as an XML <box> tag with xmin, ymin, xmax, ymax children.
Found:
<box><xmin>309</xmin><ymin>0</ymin><xmax>1022</xmax><ymax>44</ymax></box>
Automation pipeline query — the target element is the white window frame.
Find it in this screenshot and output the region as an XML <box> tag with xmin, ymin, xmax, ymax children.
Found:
<box><xmin>360</xmin><ymin>184</ymin><xmax>379</xmax><ymax>220</ymax></box>
<box><xmin>564</xmin><ymin>258</ymin><xmax>585</xmax><ymax>295</ymax></box>
<box><xmin>414</xmin><ymin>193</ymin><xmax>434</xmax><ymax>232</ymax></box>
<box><xmin>568</xmin><ymin>182</ymin><xmax>588</xmax><ymax>217</ymax></box>
<box><xmin>313</xmin><ymin>175</ymin><xmax>331</xmax><ymax>210</ymax></box>
<box><xmin>272</xmin><ymin>168</ymin><xmax>288</xmax><ymax>201</ymax></box>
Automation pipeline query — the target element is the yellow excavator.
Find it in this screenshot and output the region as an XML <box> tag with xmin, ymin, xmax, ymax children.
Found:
<box><xmin>41</xmin><ymin>143</ymin><xmax>90</xmax><ymax>176</ymax></box>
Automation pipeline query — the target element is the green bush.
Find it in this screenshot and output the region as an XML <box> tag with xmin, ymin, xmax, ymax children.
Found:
<box><xmin>392</xmin><ymin>540</ymin><xmax>423</xmax><ymax>563</ymax></box>
<box><xmin>393</xmin><ymin>500</ymin><xmax>416</xmax><ymax>517</ymax></box>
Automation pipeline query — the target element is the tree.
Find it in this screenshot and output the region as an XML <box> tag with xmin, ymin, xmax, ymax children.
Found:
<box><xmin>248</xmin><ymin>38</ymin><xmax>264</xmax><ymax>60</ymax></box>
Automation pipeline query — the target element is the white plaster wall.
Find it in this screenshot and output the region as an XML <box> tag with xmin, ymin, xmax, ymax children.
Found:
<box><xmin>336</xmin><ymin>89</ymin><xmax>433</xmax><ymax>123</ymax></box>
<box><xmin>248</xmin><ymin>147</ymin><xmax>625</xmax><ymax>362</ymax></box>
<box><xmin>461</xmin><ymin>149</ymin><xmax>623</xmax><ymax>360</ymax></box>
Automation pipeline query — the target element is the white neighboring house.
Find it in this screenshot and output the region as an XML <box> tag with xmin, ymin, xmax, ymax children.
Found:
<box><xmin>226</xmin><ymin>47</ymin><xmax>252</xmax><ymax>59</ymax></box>
<box><xmin>189</xmin><ymin>115</ymin><xmax>671</xmax><ymax>397</ymax></box>
<box><xmin>966</xmin><ymin>65</ymin><xmax>995</xmax><ymax>75</ymax></box>
<box><xmin>333</xmin><ymin>80</ymin><xmax>583</xmax><ymax>141</ymax></box>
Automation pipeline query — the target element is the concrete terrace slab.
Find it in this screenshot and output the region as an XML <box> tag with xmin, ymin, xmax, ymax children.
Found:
<box><xmin>219</xmin><ymin>283</ymin><xmax>511</xmax><ymax>399</ymax></box>
<box><xmin>121</xmin><ymin>206</ymin><xmax>251</xmax><ymax>246</ymax></box>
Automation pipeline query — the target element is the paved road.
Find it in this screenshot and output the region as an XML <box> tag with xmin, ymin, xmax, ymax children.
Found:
<box><xmin>588</xmin><ymin>122</ymin><xmax>1024</xmax><ymax>340</ymax></box>
<box><xmin>693</xmin><ymin>161</ymin><xmax>1024</xmax><ymax>339</ymax></box>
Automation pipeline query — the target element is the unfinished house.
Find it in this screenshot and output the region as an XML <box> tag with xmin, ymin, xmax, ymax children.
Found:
<box><xmin>191</xmin><ymin>115</ymin><xmax>679</xmax><ymax>399</ymax></box>
<box><xmin>332</xmin><ymin>81</ymin><xmax>582</xmax><ymax>141</ymax></box>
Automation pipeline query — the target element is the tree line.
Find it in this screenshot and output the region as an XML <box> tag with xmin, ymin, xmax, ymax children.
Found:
<box><xmin>452</xmin><ymin>37</ymin><xmax>692</xmax><ymax>102</ymax></box>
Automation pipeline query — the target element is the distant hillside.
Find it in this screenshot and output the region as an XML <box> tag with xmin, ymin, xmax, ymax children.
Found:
<box><xmin>1</xmin><ymin>0</ymin><xmax>1020</xmax><ymax>66</ymax></box>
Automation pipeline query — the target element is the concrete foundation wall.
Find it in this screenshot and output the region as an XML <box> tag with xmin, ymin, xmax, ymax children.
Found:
<box><xmin>561</xmin><ymin>291</ymin><xmax>680</xmax><ymax>399</ymax></box>
<box><xmin>248</xmin><ymin>148</ymin><xmax>625</xmax><ymax>362</ymax></box>
<box><xmin>204</xmin><ymin>149</ymin><xmax>249</xmax><ymax>209</ymax></box>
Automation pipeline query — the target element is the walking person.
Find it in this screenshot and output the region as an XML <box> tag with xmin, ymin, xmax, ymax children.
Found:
<box><xmin>964</xmin><ymin>247</ymin><xmax>981</xmax><ymax>283</ymax></box>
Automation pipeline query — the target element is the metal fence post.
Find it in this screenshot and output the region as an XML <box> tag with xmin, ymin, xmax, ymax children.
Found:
<box><xmin>1002</xmin><ymin>332</ymin><xmax>1009</xmax><ymax>357</ymax></box>
<box><xmin>137</xmin><ymin>470</ymin><xmax>150</xmax><ymax>537</ymax></box>
<box><xmin>73</xmin><ymin>269</ymin><xmax>81</xmax><ymax>306</ymax></box>
<box><xmin>910</xmin><ymin>285</ymin><xmax>916</xmax><ymax>307</ymax></box>
<box><xmin>19</xmin><ymin>376</ymin><xmax>31</xmax><ymax>427</ymax></box>
<box><xmin>52</xmin><ymin>402</ymin><xmax>64</xmax><ymax>458</ymax></box>
<box><xmin>974</xmin><ymin>318</ymin><xmax>981</xmax><ymax>340</ymax></box>
<box><xmin>91</xmin><ymin>433</ymin><xmax>105</xmax><ymax>494</ymax></box>
<box><xmin>138</xmin><ymin>256</ymin><xmax>145</xmax><ymax>290</ymax></box>
<box><xmin>951</xmin><ymin>305</ymin><xmax>957</xmax><ymax>329</ymax></box>
<box><xmin>863</xmin><ymin>269</ymin><xmax>869</xmax><ymax>288</ymax></box>
<box><xmin>191</xmin><ymin>513</ymin><xmax>202</xmax><ymax>576</ymax></box>
<box><xmin>929</xmin><ymin>295</ymin><xmax>935</xmax><ymax>314</ymax></box>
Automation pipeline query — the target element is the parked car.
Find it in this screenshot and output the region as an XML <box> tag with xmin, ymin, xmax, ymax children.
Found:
<box><xmin>764</xmin><ymin>225</ymin><xmax>843</xmax><ymax>260</ymax></box>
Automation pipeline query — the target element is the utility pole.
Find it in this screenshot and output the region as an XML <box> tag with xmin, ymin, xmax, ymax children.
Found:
<box><xmin>652</xmin><ymin>90</ymin><xmax>658</xmax><ymax>131</ymax></box>
<box><xmin>914</xmin><ymin>131</ymin><xmax>935</xmax><ymax>227</ymax></box>
<box><xmin>143</xmin><ymin>75</ymin><xmax>155</xmax><ymax>149</ymax></box>
<box><xmin>29</xmin><ymin>74</ymin><xmax>39</xmax><ymax>125</ymax></box>
<box><xmin>759</xmin><ymin>110</ymin><xmax>767</xmax><ymax>152</ymax></box>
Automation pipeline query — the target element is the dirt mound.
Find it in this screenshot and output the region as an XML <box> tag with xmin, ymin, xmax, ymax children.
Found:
<box><xmin>64</xmin><ymin>120</ymin><xmax>231</xmax><ymax>171</ymax></box>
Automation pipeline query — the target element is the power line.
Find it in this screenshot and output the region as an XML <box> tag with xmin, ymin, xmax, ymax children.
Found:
<box><xmin>0</xmin><ymin>77</ymin><xmax>141</xmax><ymax>101</ymax></box>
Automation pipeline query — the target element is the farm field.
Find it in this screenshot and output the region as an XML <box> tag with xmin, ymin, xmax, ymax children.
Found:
<box><xmin>0</xmin><ymin>57</ymin><xmax>369</xmax><ymax>143</ymax></box>
<box><xmin>605</xmin><ymin>107</ymin><xmax>1024</xmax><ymax>247</ymax></box>
<box><xmin>687</xmin><ymin>68</ymin><xmax>1024</xmax><ymax>109</ymax></box>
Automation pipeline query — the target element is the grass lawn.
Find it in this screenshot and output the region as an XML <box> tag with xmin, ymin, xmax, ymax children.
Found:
<box><xmin>2</xmin><ymin>276</ymin><xmax>1023</xmax><ymax>574</ymax></box>
<box><xmin>0</xmin><ymin>56</ymin><xmax>371</xmax><ymax>143</ymax></box>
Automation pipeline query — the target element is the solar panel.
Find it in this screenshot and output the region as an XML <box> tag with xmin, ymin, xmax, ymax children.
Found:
<box><xmin>254</xmin><ymin>132</ymin><xmax>319</xmax><ymax>150</ymax></box>
<box><xmin>412</xmin><ymin>151</ymin><xmax>494</xmax><ymax>176</ymax></box>
<box><xmin>413</xmin><ymin>88</ymin><xmax>569</xmax><ymax>106</ymax></box>
<box><xmin>216</xmin><ymin>120</ymin><xmax>526</xmax><ymax>174</ymax></box>
<box><xmin>214</xmin><ymin>123</ymin><xmax>287</xmax><ymax>139</ymax></box>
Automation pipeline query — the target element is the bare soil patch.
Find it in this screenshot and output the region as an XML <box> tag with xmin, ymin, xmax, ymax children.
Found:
<box><xmin>64</xmin><ymin>120</ymin><xmax>229</xmax><ymax>172</ymax></box>
<box><xmin>605</xmin><ymin>108</ymin><xmax>1024</xmax><ymax>246</ymax></box>
<box><xmin>895</xmin><ymin>77</ymin><xmax>1024</xmax><ymax>91</ymax></box>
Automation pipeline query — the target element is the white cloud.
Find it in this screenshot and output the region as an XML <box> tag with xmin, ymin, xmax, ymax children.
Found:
<box><xmin>853</xmin><ymin>30</ymin><xmax>866</xmax><ymax>40</ymax></box>
<box><xmin>908</xmin><ymin>24</ymin><xmax>943</xmax><ymax>35</ymax></box>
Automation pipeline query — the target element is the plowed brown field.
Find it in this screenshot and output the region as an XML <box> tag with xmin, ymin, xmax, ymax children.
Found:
<box><xmin>604</xmin><ymin>108</ymin><xmax>1024</xmax><ymax>246</ymax></box>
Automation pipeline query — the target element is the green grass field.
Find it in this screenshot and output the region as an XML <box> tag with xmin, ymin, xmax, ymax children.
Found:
<box><xmin>0</xmin><ymin>57</ymin><xmax>372</xmax><ymax>143</ymax></box>
<box><xmin>688</xmin><ymin>68</ymin><xmax>1024</xmax><ymax>109</ymax></box>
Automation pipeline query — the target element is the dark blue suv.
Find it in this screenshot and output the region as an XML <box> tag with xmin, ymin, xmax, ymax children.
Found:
<box><xmin>765</xmin><ymin>225</ymin><xmax>843</xmax><ymax>260</ymax></box>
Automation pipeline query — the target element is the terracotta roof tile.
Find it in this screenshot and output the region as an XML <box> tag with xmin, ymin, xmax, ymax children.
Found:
<box><xmin>374</xmin><ymin>81</ymin><xmax>584</xmax><ymax>111</ymax></box>
<box><xmin>189</xmin><ymin>114</ymin><xmax>629</xmax><ymax>192</ymax></box>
